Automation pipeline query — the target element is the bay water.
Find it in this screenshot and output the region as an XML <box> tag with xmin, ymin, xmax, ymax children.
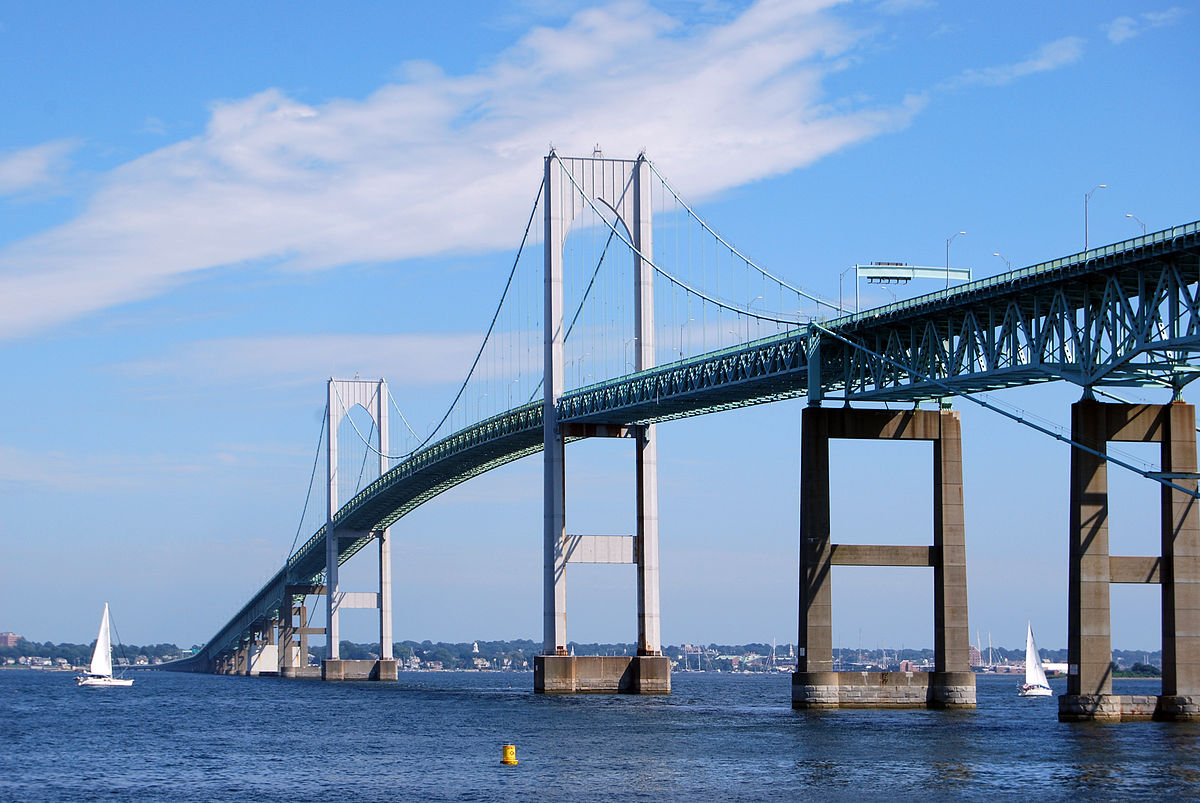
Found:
<box><xmin>2</xmin><ymin>670</ymin><xmax>1196</xmax><ymax>800</ymax></box>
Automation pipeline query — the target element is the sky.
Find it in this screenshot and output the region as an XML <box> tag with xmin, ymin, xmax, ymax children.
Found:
<box><xmin>2</xmin><ymin>0</ymin><xmax>1198</xmax><ymax>653</ymax></box>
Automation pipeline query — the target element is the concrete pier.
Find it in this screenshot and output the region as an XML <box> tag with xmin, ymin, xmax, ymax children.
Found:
<box><xmin>321</xmin><ymin>658</ymin><xmax>398</xmax><ymax>682</ymax></box>
<box><xmin>534</xmin><ymin>655</ymin><xmax>670</xmax><ymax>694</ymax></box>
<box><xmin>1060</xmin><ymin>399</ymin><xmax>1200</xmax><ymax>722</ymax></box>
<box><xmin>793</xmin><ymin>406</ymin><xmax>975</xmax><ymax>710</ymax></box>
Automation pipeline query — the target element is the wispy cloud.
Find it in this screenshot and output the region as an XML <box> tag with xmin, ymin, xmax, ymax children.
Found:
<box><xmin>0</xmin><ymin>0</ymin><xmax>920</xmax><ymax>341</ymax></box>
<box><xmin>942</xmin><ymin>37</ymin><xmax>1085</xmax><ymax>89</ymax></box>
<box><xmin>874</xmin><ymin>0</ymin><xmax>934</xmax><ymax>14</ymax></box>
<box><xmin>0</xmin><ymin>444</ymin><xmax>214</xmax><ymax>492</ymax></box>
<box><xmin>115</xmin><ymin>333</ymin><xmax>485</xmax><ymax>389</ymax></box>
<box><xmin>0</xmin><ymin>140</ymin><xmax>77</xmax><ymax>196</ymax></box>
<box><xmin>1104</xmin><ymin>7</ymin><xmax>1188</xmax><ymax>44</ymax></box>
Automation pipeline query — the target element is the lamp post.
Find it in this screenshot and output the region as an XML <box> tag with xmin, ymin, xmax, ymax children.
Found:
<box><xmin>1125</xmin><ymin>212</ymin><xmax>1146</xmax><ymax>236</ymax></box>
<box><xmin>746</xmin><ymin>296</ymin><xmax>763</xmax><ymax>341</ymax></box>
<box><xmin>992</xmin><ymin>252</ymin><xmax>1012</xmax><ymax>270</ymax></box>
<box><xmin>839</xmin><ymin>266</ymin><xmax>856</xmax><ymax>313</ymax></box>
<box><xmin>1084</xmin><ymin>184</ymin><xmax>1107</xmax><ymax>250</ymax></box>
<box><xmin>679</xmin><ymin>318</ymin><xmax>694</xmax><ymax>359</ymax></box>
<box><xmin>945</xmin><ymin>230</ymin><xmax>966</xmax><ymax>288</ymax></box>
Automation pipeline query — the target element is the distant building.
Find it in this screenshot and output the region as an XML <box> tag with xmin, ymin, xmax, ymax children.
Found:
<box><xmin>0</xmin><ymin>632</ymin><xmax>20</xmax><ymax>648</ymax></box>
<box><xmin>968</xmin><ymin>646</ymin><xmax>982</xmax><ymax>667</ymax></box>
<box><xmin>899</xmin><ymin>660</ymin><xmax>917</xmax><ymax>672</ymax></box>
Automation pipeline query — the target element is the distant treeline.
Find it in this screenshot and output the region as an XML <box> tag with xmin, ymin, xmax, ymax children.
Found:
<box><xmin>1</xmin><ymin>639</ymin><xmax>193</xmax><ymax>665</ymax></box>
<box><xmin>5</xmin><ymin>635</ymin><xmax>1165</xmax><ymax>671</ymax></box>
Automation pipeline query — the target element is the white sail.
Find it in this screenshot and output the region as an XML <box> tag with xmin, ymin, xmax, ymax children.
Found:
<box><xmin>1024</xmin><ymin>621</ymin><xmax>1049</xmax><ymax>690</ymax></box>
<box><xmin>89</xmin><ymin>603</ymin><xmax>114</xmax><ymax>678</ymax></box>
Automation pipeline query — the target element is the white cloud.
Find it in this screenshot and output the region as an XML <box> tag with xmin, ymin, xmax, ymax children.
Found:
<box><xmin>942</xmin><ymin>37</ymin><xmax>1084</xmax><ymax>89</ymax></box>
<box><xmin>1105</xmin><ymin>7</ymin><xmax>1188</xmax><ymax>43</ymax></box>
<box><xmin>1104</xmin><ymin>16</ymin><xmax>1139</xmax><ymax>44</ymax></box>
<box><xmin>0</xmin><ymin>0</ymin><xmax>922</xmax><ymax>341</ymax></box>
<box><xmin>0</xmin><ymin>140</ymin><xmax>76</xmax><ymax>196</ymax></box>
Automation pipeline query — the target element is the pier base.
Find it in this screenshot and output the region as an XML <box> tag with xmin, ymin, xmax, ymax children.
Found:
<box><xmin>792</xmin><ymin>670</ymin><xmax>975</xmax><ymax>709</ymax></box>
<box><xmin>1059</xmin><ymin>693</ymin><xmax>1200</xmax><ymax>722</ymax></box>
<box><xmin>280</xmin><ymin>665</ymin><xmax>320</xmax><ymax>679</ymax></box>
<box><xmin>321</xmin><ymin>658</ymin><xmax>398</xmax><ymax>682</ymax></box>
<box><xmin>534</xmin><ymin>655</ymin><xmax>670</xmax><ymax>694</ymax></box>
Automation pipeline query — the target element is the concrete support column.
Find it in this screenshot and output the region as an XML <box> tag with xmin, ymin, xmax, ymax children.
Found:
<box><xmin>636</xmin><ymin>426</ymin><xmax>662</xmax><ymax>655</ymax></box>
<box><xmin>278</xmin><ymin>603</ymin><xmax>297</xmax><ymax>675</ymax></box>
<box><xmin>297</xmin><ymin>604</ymin><xmax>309</xmax><ymax>666</ymax></box>
<box><xmin>798</xmin><ymin>406</ymin><xmax>833</xmax><ymax>673</ymax></box>
<box><xmin>934</xmin><ymin>412</ymin><xmax>970</xmax><ymax>674</ymax></box>
<box><xmin>325</xmin><ymin>380</ymin><xmax>340</xmax><ymax>661</ymax></box>
<box><xmin>375</xmin><ymin>382</ymin><xmax>394</xmax><ymax>663</ymax></box>
<box><xmin>542</xmin><ymin>152</ymin><xmax>568</xmax><ymax>656</ymax></box>
<box><xmin>632</xmin><ymin>158</ymin><xmax>661</xmax><ymax>657</ymax></box>
<box><xmin>1163</xmin><ymin>401</ymin><xmax>1200</xmax><ymax>699</ymax></box>
<box><xmin>379</xmin><ymin>528</ymin><xmax>394</xmax><ymax>661</ymax></box>
<box><xmin>1066</xmin><ymin>399</ymin><xmax>1113</xmax><ymax>699</ymax></box>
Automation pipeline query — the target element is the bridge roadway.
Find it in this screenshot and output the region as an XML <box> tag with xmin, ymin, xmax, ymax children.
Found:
<box><xmin>172</xmin><ymin>221</ymin><xmax>1200</xmax><ymax>670</ymax></box>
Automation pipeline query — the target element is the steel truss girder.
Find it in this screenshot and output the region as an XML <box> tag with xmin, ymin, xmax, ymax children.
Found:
<box><xmin>179</xmin><ymin>222</ymin><xmax>1200</xmax><ymax>671</ymax></box>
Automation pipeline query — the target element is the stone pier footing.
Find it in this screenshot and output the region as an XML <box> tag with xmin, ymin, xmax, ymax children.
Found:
<box><xmin>321</xmin><ymin>658</ymin><xmax>398</xmax><ymax>681</ymax></box>
<box><xmin>534</xmin><ymin>655</ymin><xmax>670</xmax><ymax>694</ymax></box>
<box><xmin>1059</xmin><ymin>693</ymin><xmax>1200</xmax><ymax>722</ymax></box>
<box><xmin>792</xmin><ymin>670</ymin><xmax>975</xmax><ymax>709</ymax></box>
<box><xmin>280</xmin><ymin>665</ymin><xmax>321</xmax><ymax>679</ymax></box>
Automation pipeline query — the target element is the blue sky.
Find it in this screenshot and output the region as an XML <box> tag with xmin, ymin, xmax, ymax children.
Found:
<box><xmin>2</xmin><ymin>1</ymin><xmax>1197</xmax><ymax>653</ymax></box>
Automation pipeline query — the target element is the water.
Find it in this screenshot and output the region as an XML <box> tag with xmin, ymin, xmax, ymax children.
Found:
<box><xmin>2</xmin><ymin>670</ymin><xmax>1197</xmax><ymax>800</ymax></box>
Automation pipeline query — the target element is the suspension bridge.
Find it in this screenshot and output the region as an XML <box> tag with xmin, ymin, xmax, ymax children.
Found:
<box><xmin>165</xmin><ymin>152</ymin><xmax>1200</xmax><ymax>722</ymax></box>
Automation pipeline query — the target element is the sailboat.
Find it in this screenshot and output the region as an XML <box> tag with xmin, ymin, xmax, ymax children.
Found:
<box><xmin>1018</xmin><ymin>620</ymin><xmax>1052</xmax><ymax>697</ymax></box>
<box><xmin>75</xmin><ymin>603</ymin><xmax>134</xmax><ymax>687</ymax></box>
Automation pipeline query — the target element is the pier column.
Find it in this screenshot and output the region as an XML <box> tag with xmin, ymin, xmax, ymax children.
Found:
<box><xmin>1060</xmin><ymin>399</ymin><xmax>1200</xmax><ymax>721</ymax></box>
<box><xmin>1064</xmin><ymin>399</ymin><xmax>1114</xmax><ymax>713</ymax></box>
<box><xmin>633</xmin><ymin>158</ymin><xmax>662</xmax><ymax>659</ymax></box>
<box><xmin>1162</xmin><ymin>402</ymin><xmax>1200</xmax><ymax>711</ymax></box>
<box><xmin>541</xmin><ymin>152</ymin><xmax>568</xmax><ymax>658</ymax></box>
<box><xmin>793</xmin><ymin>406</ymin><xmax>974</xmax><ymax>710</ymax></box>
<box><xmin>278</xmin><ymin>604</ymin><xmax>297</xmax><ymax>676</ymax></box>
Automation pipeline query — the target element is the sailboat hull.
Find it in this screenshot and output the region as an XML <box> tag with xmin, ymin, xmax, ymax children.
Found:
<box><xmin>1018</xmin><ymin>684</ymin><xmax>1052</xmax><ymax>697</ymax></box>
<box><xmin>76</xmin><ymin>675</ymin><xmax>134</xmax><ymax>687</ymax></box>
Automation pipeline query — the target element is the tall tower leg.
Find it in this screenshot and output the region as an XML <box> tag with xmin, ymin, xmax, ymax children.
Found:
<box><xmin>325</xmin><ymin>379</ymin><xmax>340</xmax><ymax>662</ymax></box>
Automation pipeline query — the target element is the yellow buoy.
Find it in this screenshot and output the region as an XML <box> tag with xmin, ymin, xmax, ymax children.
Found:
<box><xmin>501</xmin><ymin>744</ymin><xmax>518</xmax><ymax>765</ymax></box>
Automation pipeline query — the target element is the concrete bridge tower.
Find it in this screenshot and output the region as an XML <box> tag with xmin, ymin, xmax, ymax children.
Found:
<box><xmin>535</xmin><ymin>151</ymin><xmax>670</xmax><ymax>693</ymax></box>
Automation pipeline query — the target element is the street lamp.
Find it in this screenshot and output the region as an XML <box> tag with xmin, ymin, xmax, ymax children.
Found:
<box><xmin>624</xmin><ymin>337</ymin><xmax>638</xmax><ymax>372</ymax></box>
<box><xmin>839</xmin><ymin>266</ymin><xmax>856</xmax><ymax>313</ymax></box>
<box><xmin>679</xmin><ymin>318</ymin><xmax>694</xmax><ymax>359</ymax></box>
<box><xmin>945</xmin><ymin>230</ymin><xmax>966</xmax><ymax>288</ymax></box>
<box><xmin>1084</xmin><ymin>184</ymin><xmax>1107</xmax><ymax>250</ymax></box>
<box><xmin>992</xmin><ymin>252</ymin><xmax>1012</xmax><ymax>270</ymax></box>
<box><xmin>1125</xmin><ymin>212</ymin><xmax>1147</xmax><ymax>236</ymax></box>
<box><xmin>746</xmin><ymin>296</ymin><xmax>763</xmax><ymax>341</ymax></box>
